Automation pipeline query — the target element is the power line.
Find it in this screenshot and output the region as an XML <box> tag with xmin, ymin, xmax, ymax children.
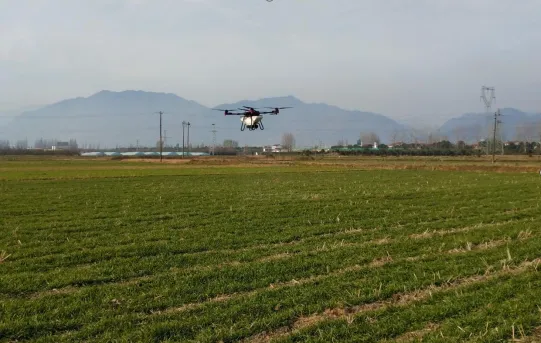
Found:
<box><xmin>0</xmin><ymin>111</ymin><xmax>200</xmax><ymax>119</ymax></box>
<box><xmin>0</xmin><ymin>112</ymin><xmax>161</xmax><ymax>119</ymax></box>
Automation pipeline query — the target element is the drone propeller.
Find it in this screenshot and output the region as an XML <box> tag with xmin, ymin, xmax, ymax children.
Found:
<box><xmin>213</xmin><ymin>108</ymin><xmax>243</xmax><ymax>116</ymax></box>
<box><xmin>261</xmin><ymin>106</ymin><xmax>293</xmax><ymax>115</ymax></box>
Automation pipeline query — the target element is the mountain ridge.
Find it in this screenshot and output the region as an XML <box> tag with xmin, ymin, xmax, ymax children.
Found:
<box><xmin>1</xmin><ymin>90</ymin><xmax>540</xmax><ymax>148</ymax></box>
<box><xmin>2</xmin><ymin>90</ymin><xmax>408</xmax><ymax>148</ymax></box>
<box><xmin>438</xmin><ymin>107</ymin><xmax>541</xmax><ymax>142</ymax></box>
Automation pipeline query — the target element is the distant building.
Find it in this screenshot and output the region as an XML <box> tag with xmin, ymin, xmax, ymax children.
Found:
<box><xmin>51</xmin><ymin>142</ymin><xmax>70</xmax><ymax>150</ymax></box>
<box><xmin>388</xmin><ymin>142</ymin><xmax>405</xmax><ymax>149</ymax></box>
<box><xmin>52</xmin><ymin>141</ymin><xmax>70</xmax><ymax>150</ymax></box>
<box><xmin>263</xmin><ymin>144</ymin><xmax>283</xmax><ymax>153</ymax></box>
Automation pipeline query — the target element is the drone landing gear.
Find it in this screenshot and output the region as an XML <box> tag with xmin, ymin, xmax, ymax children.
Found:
<box><xmin>241</xmin><ymin>122</ymin><xmax>264</xmax><ymax>131</ymax></box>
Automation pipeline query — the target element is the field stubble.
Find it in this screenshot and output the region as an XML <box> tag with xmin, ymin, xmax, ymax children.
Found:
<box><xmin>1</xmin><ymin>156</ymin><xmax>541</xmax><ymax>342</ymax></box>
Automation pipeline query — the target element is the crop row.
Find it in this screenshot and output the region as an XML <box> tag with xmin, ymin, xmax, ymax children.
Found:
<box><xmin>1</xmin><ymin>164</ymin><xmax>540</xmax><ymax>342</ymax></box>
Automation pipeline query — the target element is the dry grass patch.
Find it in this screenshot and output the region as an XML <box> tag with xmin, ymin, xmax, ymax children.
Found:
<box><xmin>515</xmin><ymin>326</ymin><xmax>541</xmax><ymax>342</ymax></box>
<box><xmin>244</xmin><ymin>258</ymin><xmax>541</xmax><ymax>343</ymax></box>
<box><xmin>389</xmin><ymin>322</ymin><xmax>441</xmax><ymax>342</ymax></box>
<box><xmin>448</xmin><ymin>239</ymin><xmax>511</xmax><ymax>254</ymax></box>
<box><xmin>0</xmin><ymin>251</ymin><xmax>11</xmax><ymax>263</ymax></box>
<box><xmin>257</xmin><ymin>253</ymin><xmax>293</xmax><ymax>263</ymax></box>
<box><xmin>369</xmin><ymin>252</ymin><xmax>393</xmax><ymax>267</ymax></box>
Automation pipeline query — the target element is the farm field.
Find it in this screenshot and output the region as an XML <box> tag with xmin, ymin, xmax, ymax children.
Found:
<box><xmin>1</xmin><ymin>156</ymin><xmax>541</xmax><ymax>342</ymax></box>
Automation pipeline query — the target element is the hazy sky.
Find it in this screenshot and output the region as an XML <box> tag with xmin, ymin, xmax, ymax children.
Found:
<box><xmin>1</xmin><ymin>0</ymin><xmax>541</xmax><ymax>126</ymax></box>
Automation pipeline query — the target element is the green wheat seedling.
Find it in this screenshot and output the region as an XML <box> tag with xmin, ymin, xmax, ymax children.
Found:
<box><xmin>0</xmin><ymin>157</ymin><xmax>540</xmax><ymax>342</ymax></box>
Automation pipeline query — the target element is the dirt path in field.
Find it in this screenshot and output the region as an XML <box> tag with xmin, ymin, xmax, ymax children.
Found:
<box><xmin>118</xmin><ymin>155</ymin><xmax>541</xmax><ymax>173</ymax></box>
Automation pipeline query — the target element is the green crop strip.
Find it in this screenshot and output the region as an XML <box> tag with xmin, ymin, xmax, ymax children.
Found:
<box><xmin>1</xmin><ymin>159</ymin><xmax>540</xmax><ymax>342</ymax></box>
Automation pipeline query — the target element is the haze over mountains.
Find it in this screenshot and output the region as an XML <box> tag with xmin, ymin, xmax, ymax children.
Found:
<box><xmin>1</xmin><ymin>90</ymin><xmax>540</xmax><ymax>149</ymax></box>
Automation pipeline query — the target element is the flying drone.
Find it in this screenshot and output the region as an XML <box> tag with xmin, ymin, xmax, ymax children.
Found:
<box><xmin>213</xmin><ymin>106</ymin><xmax>292</xmax><ymax>131</ymax></box>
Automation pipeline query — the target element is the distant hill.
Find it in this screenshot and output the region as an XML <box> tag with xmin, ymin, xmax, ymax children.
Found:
<box><xmin>2</xmin><ymin>90</ymin><xmax>211</xmax><ymax>148</ymax></box>
<box><xmin>0</xmin><ymin>105</ymin><xmax>44</xmax><ymax>134</ymax></box>
<box><xmin>3</xmin><ymin>90</ymin><xmax>540</xmax><ymax>149</ymax></box>
<box><xmin>438</xmin><ymin>108</ymin><xmax>541</xmax><ymax>143</ymax></box>
<box><xmin>213</xmin><ymin>96</ymin><xmax>408</xmax><ymax>147</ymax></box>
<box><xmin>0</xmin><ymin>112</ymin><xmax>15</xmax><ymax>130</ymax></box>
<box><xmin>1</xmin><ymin>90</ymin><xmax>408</xmax><ymax>148</ymax></box>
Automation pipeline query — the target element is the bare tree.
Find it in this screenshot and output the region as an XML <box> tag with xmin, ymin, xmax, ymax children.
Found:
<box><xmin>359</xmin><ymin>132</ymin><xmax>380</xmax><ymax>145</ymax></box>
<box><xmin>470</xmin><ymin>124</ymin><xmax>483</xmax><ymax>144</ymax></box>
<box><xmin>390</xmin><ymin>129</ymin><xmax>408</xmax><ymax>145</ymax></box>
<box><xmin>452</xmin><ymin>126</ymin><xmax>469</xmax><ymax>144</ymax></box>
<box><xmin>515</xmin><ymin>124</ymin><xmax>537</xmax><ymax>143</ymax></box>
<box><xmin>223</xmin><ymin>139</ymin><xmax>239</xmax><ymax>148</ymax></box>
<box><xmin>0</xmin><ymin>140</ymin><xmax>10</xmax><ymax>149</ymax></box>
<box><xmin>407</xmin><ymin>128</ymin><xmax>421</xmax><ymax>146</ymax></box>
<box><xmin>69</xmin><ymin>139</ymin><xmax>78</xmax><ymax>151</ymax></box>
<box><xmin>390</xmin><ymin>130</ymin><xmax>399</xmax><ymax>145</ymax></box>
<box><xmin>281</xmin><ymin>132</ymin><xmax>295</xmax><ymax>152</ymax></box>
<box><xmin>534</xmin><ymin>121</ymin><xmax>541</xmax><ymax>154</ymax></box>
<box><xmin>433</xmin><ymin>131</ymin><xmax>449</xmax><ymax>143</ymax></box>
<box><xmin>15</xmin><ymin>139</ymin><xmax>28</xmax><ymax>150</ymax></box>
<box><xmin>427</xmin><ymin>132</ymin><xmax>437</xmax><ymax>145</ymax></box>
<box><xmin>34</xmin><ymin>138</ymin><xmax>45</xmax><ymax>149</ymax></box>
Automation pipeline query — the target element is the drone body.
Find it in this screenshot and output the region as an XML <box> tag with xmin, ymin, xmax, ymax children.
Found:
<box><xmin>240</xmin><ymin>114</ymin><xmax>264</xmax><ymax>131</ymax></box>
<box><xmin>213</xmin><ymin>106</ymin><xmax>292</xmax><ymax>131</ymax></box>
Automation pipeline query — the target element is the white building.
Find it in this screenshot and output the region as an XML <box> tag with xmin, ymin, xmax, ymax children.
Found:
<box><xmin>263</xmin><ymin>144</ymin><xmax>283</xmax><ymax>153</ymax></box>
<box><xmin>51</xmin><ymin>141</ymin><xmax>70</xmax><ymax>150</ymax></box>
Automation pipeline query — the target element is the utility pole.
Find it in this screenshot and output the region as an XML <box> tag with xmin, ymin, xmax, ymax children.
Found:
<box><xmin>182</xmin><ymin>121</ymin><xmax>186</xmax><ymax>159</ymax></box>
<box><xmin>211</xmin><ymin>123</ymin><xmax>217</xmax><ymax>155</ymax></box>
<box><xmin>156</xmin><ymin>111</ymin><xmax>164</xmax><ymax>162</ymax></box>
<box><xmin>492</xmin><ymin>109</ymin><xmax>502</xmax><ymax>164</ymax></box>
<box><xmin>186</xmin><ymin>122</ymin><xmax>191</xmax><ymax>157</ymax></box>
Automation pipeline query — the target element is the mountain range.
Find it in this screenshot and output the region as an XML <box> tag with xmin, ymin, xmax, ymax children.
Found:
<box><xmin>0</xmin><ymin>90</ymin><xmax>540</xmax><ymax>148</ymax></box>
<box><xmin>438</xmin><ymin>108</ymin><xmax>541</xmax><ymax>143</ymax></box>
